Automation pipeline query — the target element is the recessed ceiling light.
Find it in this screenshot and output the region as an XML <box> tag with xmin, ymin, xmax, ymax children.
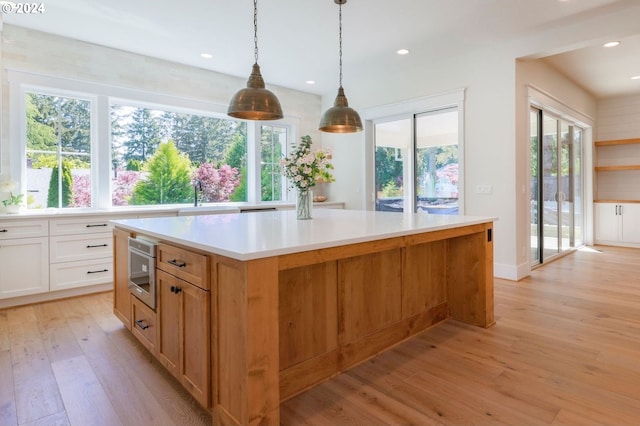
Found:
<box><xmin>397</xmin><ymin>49</ymin><xmax>410</xmax><ymax>55</ymax></box>
<box><xmin>305</xmin><ymin>80</ymin><xmax>316</xmax><ymax>85</ymax></box>
<box><xmin>200</xmin><ymin>53</ymin><xmax>213</xmax><ymax>59</ymax></box>
<box><xmin>603</xmin><ymin>41</ymin><xmax>620</xmax><ymax>48</ymax></box>
<box><xmin>631</xmin><ymin>75</ymin><xmax>640</xmax><ymax>80</ymax></box>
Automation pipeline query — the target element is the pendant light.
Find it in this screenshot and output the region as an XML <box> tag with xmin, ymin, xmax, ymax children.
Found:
<box><xmin>319</xmin><ymin>0</ymin><xmax>362</xmax><ymax>133</ymax></box>
<box><xmin>228</xmin><ymin>0</ymin><xmax>283</xmax><ymax>120</ymax></box>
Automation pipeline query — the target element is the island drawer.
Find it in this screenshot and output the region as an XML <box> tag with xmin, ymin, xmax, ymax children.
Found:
<box><xmin>157</xmin><ymin>243</ymin><xmax>209</xmax><ymax>290</ymax></box>
<box><xmin>131</xmin><ymin>296</ymin><xmax>157</xmax><ymax>355</ymax></box>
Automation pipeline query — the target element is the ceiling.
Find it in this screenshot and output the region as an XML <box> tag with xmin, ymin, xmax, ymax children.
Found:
<box><xmin>2</xmin><ymin>0</ymin><xmax>639</xmax><ymax>98</ymax></box>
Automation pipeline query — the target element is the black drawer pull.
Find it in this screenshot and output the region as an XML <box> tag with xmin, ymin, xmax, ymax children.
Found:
<box><xmin>168</xmin><ymin>259</ymin><xmax>186</xmax><ymax>268</ymax></box>
<box><xmin>170</xmin><ymin>286</ymin><xmax>182</xmax><ymax>294</ymax></box>
<box><xmin>87</xmin><ymin>269</ymin><xmax>108</xmax><ymax>274</ymax></box>
<box><xmin>0</xmin><ymin>229</ymin><xmax>7</xmax><ymax>233</ymax></box>
<box><xmin>135</xmin><ymin>319</ymin><xmax>150</xmax><ymax>330</ymax></box>
<box><xmin>86</xmin><ymin>224</ymin><xmax>108</xmax><ymax>228</ymax></box>
<box><xmin>86</xmin><ymin>243</ymin><xmax>108</xmax><ymax>248</ymax></box>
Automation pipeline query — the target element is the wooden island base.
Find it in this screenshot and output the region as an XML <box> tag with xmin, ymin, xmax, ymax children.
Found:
<box><xmin>211</xmin><ymin>222</ymin><xmax>493</xmax><ymax>425</ymax></box>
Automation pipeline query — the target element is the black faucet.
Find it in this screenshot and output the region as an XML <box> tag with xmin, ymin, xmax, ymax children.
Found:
<box><xmin>193</xmin><ymin>179</ymin><xmax>203</xmax><ymax>207</ymax></box>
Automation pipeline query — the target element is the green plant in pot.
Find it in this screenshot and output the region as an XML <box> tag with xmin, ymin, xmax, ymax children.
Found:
<box><xmin>3</xmin><ymin>193</ymin><xmax>24</xmax><ymax>213</ymax></box>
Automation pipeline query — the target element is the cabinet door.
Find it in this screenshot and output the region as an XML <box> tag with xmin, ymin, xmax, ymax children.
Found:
<box><xmin>181</xmin><ymin>280</ymin><xmax>210</xmax><ymax>408</ymax></box>
<box><xmin>594</xmin><ymin>203</ymin><xmax>619</xmax><ymax>242</ymax></box>
<box><xmin>113</xmin><ymin>228</ymin><xmax>132</xmax><ymax>328</ymax></box>
<box><xmin>621</xmin><ymin>203</ymin><xmax>640</xmax><ymax>243</ymax></box>
<box><xmin>157</xmin><ymin>269</ymin><xmax>181</xmax><ymax>378</ymax></box>
<box><xmin>0</xmin><ymin>237</ymin><xmax>49</xmax><ymax>299</ymax></box>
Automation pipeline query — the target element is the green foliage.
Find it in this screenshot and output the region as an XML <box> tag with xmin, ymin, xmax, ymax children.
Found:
<box><xmin>375</xmin><ymin>147</ymin><xmax>403</xmax><ymax>192</ymax></box>
<box><xmin>47</xmin><ymin>161</ymin><xmax>74</xmax><ymax>208</ymax></box>
<box><xmin>130</xmin><ymin>141</ymin><xmax>193</xmax><ymax>205</ymax></box>
<box><xmin>26</xmin><ymin>94</ymin><xmax>57</xmax><ymax>151</ymax></box>
<box><xmin>225</xmin><ymin>135</ymin><xmax>247</xmax><ymax>202</ymax></box>
<box><xmin>381</xmin><ymin>181</ymin><xmax>403</xmax><ymax>197</ymax></box>
<box><xmin>126</xmin><ymin>159</ymin><xmax>143</xmax><ymax>171</ymax></box>
<box><xmin>123</xmin><ymin>108</ymin><xmax>163</xmax><ymax>162</ymax></box>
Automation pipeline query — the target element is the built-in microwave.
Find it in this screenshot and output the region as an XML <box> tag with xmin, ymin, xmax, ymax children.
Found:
<box><xmin>128</xmin><ymin>237</ymin><xmax>157</xmax><ymax>310</ymax></box>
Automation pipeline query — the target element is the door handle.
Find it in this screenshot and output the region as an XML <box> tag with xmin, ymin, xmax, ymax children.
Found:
<box><xmin>615</xmin><ymin>205</ymin><xmax>619</xmax><ymax>215</ymax></box>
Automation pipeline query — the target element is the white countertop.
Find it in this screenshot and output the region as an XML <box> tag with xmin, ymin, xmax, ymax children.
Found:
<box><xmin>112</xmin><ymin>209</ymin><xmax>495</xmax><ymax>261</ymax></box>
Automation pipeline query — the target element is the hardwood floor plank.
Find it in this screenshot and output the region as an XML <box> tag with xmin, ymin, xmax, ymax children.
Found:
<box><xmin>0</xmin><ymin>349</ymin><xmax>18</xmax><ymax>426</ymax></box>
<box><xmin>51</xmin><ymin>355</ymin><xmax>123</xmax><ymax>426</ymax></box>
<box><xmin>32</xmin><ymin>302</ymin><xmax>84</xmax><ymax>364</ymax></box>
<box><xmin>0</xmin><ymin>311</ymin><xmax>9</xmax><ymax>351</ymax></box>
<box><xmin>7</xmin><ymin>306</ymin><xmax>65</xmax><ymax>424</ymax></box>
<box><xmin>20</xmin><ymin>411</ymin><xmax>70</xmax><ymax>426</ymax></box>
<box><xmin>59</xmin><ymin>296</ymin><xmax>210</xmax><ymax>426</ymax></box>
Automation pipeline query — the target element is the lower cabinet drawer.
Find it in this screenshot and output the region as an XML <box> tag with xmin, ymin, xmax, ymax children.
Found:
<box><xmin>50</xmin><ymin>233</ymin><xmax>112</xmax><ymax>263</ymax></box>
<box><xmin>50</xmin><ymin>258</ymin><xmax>113</xmax><ymax>291</ymax></box>
<box><xmin>131</xmin><ymin>296</ymin><xmax>157</xmax><ymax>355</ymax></box>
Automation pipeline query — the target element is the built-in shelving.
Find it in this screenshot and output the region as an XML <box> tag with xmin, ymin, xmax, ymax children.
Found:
<box><xmin>594</xmin><ymin>137</ymin><xmax>640</xmax><ymax>202</ymax></box>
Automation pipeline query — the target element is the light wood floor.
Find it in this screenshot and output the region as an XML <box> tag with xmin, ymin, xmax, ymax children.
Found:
<box><xmin>1</xmin><ymin>245</ymin><xmax>639</xmax><ymax>425</ymax></box>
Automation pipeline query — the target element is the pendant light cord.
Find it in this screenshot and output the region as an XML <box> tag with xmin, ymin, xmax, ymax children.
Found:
<box><xmin>253</xmin><ymin>0</ymin><xmax>259</xmax><ymax>64</ymax></box>
<box><xmin>338</xmin><ymin>1</ymin><xmax>343</xmax><ymax>88</ymax></box>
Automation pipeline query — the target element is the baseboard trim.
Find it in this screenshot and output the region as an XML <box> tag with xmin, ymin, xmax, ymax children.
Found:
<box><xmin>0</xmin><ymin>283</ymin><xmax>112</xmax><ymax>310</ymax></box>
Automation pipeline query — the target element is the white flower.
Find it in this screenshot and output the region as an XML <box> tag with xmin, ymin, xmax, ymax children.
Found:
<box><xmin>0</xmin><ymin>180</ymin><xmax>17</xmax><ymax>192</ymax></box>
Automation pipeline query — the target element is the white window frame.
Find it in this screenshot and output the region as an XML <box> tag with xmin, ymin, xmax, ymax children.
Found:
<box><xmin>8</xmin><ymin>70</ymin><xmax>297</xmax><ymax>209</ymax></box>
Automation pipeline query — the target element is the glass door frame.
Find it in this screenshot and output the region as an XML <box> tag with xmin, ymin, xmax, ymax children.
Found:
<box><xmin>530</xmin><ymin>106</ymin><xmax>585</xmax><ymax>266</ymax></box>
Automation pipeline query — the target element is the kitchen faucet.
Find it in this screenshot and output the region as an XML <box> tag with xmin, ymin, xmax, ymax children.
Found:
<box><xmin>193</xmin><ymin>179</ymin><xmax>203</xmax><ymax>207</ymax></box>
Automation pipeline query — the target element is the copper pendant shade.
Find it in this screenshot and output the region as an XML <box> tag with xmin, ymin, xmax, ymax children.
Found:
<box><xmin>319</xmin><ymin>0</ymin><xmax>362</xmax><ymax>133</ymax></box>
<box><xmin>228</xmin><ymin>0</ymin><xmax>283</xmax><ymax>121</ymax></box>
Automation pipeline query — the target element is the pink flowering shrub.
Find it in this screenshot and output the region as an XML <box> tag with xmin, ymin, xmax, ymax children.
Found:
<box><xmin>112</xmin><ymin>170</ymin><xmax>144</xmax><ymax>206</ymax></box>
<box><xmin>71</xmin><ymin>173</ymin><xmax>92</xmax><ymax>207</ymax></box>
<box><xmin>193</xmin><ymin>163</ymin><xmax>240</xmax><ymax>202</ymax></box>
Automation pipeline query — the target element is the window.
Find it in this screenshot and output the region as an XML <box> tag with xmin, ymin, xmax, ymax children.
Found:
<box><xmin>260</xmin><ymin>125</ymin><xmax>287</xmax><ymax>202</ymax></box>
<box><xmin>25</xmin><ymin>91</ymin><xmax>93</xmax><ymax>209</ymax></box>
<box><xmin>13</xmin><ymin>72</ymin><xmax>295</xmax><ymax>210</ymax></box>
<box><xmin>110</xmin><ymin>103</ymin><xmax>247</xmax><ymax>206</ymax></box>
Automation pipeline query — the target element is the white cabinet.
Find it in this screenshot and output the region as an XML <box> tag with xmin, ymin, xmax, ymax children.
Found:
<box><xmin>0</xmin><ymin>220</ymin><xmax>49</xmax><ymax>299</ymax></box>
<box><xmin>49</xmin><ymin>217</ymin><xmax>114</xmax><ymax>291</ymax></box>
<box><xmin>595</xmin><ymin>202</ymin><xmax>640</xmax><ymax>246</ymax></box>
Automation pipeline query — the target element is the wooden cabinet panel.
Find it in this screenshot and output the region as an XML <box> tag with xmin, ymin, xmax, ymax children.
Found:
<box><xmin>403</xmin><ymin>240</ymin><xmax>447</xmax><ymax>318</ymax></box>
<box><xmin>279</xmin><ymin>262</ymin><xmax>337</xmax><ymax>370</ymax></box>
<box><xmin>113</xmin><ymin>228</ymin><xmax>131</xmax><ymax>329</ymax></box>
<box><xmin>181</xmin><ymin>280</ymin><xmax>210</xmax><ymax>407</ymax></box>
<box><xmin>338</xmin><ymin>249</ymin><xmax>402</xmax><ymax>345</ymax></box>
<box><xmin>447</xmin><ymin>226</ymin><xmax>494</xmax><ymax>327</ymax></box>
<box><xmin>279</xmin><ymin>262</ymin><xmax>338</xmax><ymax>400</ymax></box>
<box><xmin>157</xmin><ymin>267</ymin><xmax>210</xmax><ymax>408</ymax></box>
<box><xmin>157</xmin><ymin>243</ymin><xmax>209</xmax><ymax>290</ymax></box>
<box><xmin>157</xmin><ymin>269</ymin><xmax>181</xmax><ymax>378</ymax></box>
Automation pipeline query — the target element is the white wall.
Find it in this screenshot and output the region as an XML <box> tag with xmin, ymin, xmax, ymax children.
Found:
<box><xmin>597</xmin><ymin>94</ymin><xmax>640</xmax><ymax>140</ymax></box>
<box><xmin>323</xmin><ymin>1</ymin><xmax>640</xmax><ymax>280</ymax></box>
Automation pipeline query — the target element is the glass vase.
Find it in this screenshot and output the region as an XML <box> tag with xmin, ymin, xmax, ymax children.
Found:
<box><xmin>296</xmin><ymin>189</ymin><xmax>312</xmax><ymax>220</ymax></box>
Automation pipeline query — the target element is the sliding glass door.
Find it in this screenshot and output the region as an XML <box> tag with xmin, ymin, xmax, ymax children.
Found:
<box><xmin>374</xmin><ymin>108</ymin><xmax>459</xmax><ymax>214</ymax></box>
<box><xmin>530</xmin><ymin>107</ymin><xmax>584</xmax><ymax>265</ymax></box>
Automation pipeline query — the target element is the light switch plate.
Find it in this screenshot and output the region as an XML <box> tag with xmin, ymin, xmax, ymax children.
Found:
<box><xmin>476</xmin><ymin>184</ymin><xmax>493</xmax><ymax>194</ymax></box>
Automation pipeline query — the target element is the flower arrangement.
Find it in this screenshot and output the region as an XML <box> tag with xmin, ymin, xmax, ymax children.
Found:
<box><xmin>280</xmin><ymin>135</ymin><xmax>334</xmax><ymax>192</ymax></box>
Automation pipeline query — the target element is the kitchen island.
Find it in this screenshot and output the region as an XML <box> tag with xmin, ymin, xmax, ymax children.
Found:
<box><xmin>112</xmin><ymin>209</ymin><xmax>495</xmax><ymax>425</ymax></box>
